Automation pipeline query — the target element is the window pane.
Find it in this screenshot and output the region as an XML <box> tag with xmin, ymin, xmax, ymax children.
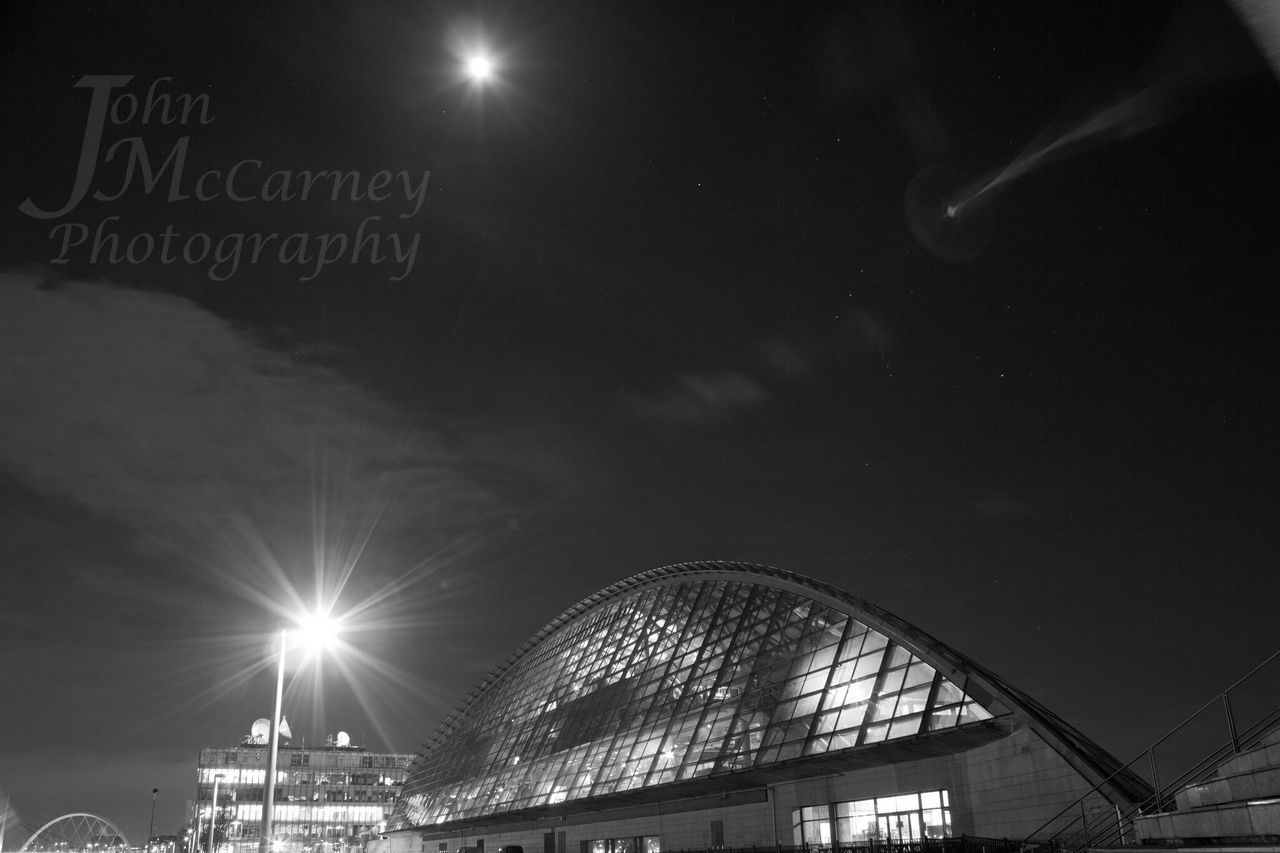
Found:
<box><xmin>934</xmin><ymin>681</ymin><xmax>965</xmax><ymax>705</ymax></box>
<box><xmin>895</xmin><ymin>684</ymin><xmax>933</xmax><ymax>716</ymax></box>
<box><xmin>853</xmin><ymin>651</ymin><xmax>885</xmax><ymax>680</ymax></box>
<box><xmin>888</xmin><ymin>714</ymin><xmax>922</xmax><ymax>739</ymax></box>
<box><xmin>926</xmin><ymin>707</ymin><xmax>961</xmax><ymax>731</ymax></box>
<box><xmin>862</xmin><ymin>632</ymin><xmax>888</xmax><ymax>653</ymax></box>
<box><xmin>884</xmin><ymin>645</ymin><xmax>912</xmax><ymax>669</ymax></box>
<box><xmin>879</xmin><ymin>667</ymin><xmax>906</xmax><ymax>695</ymax></box>
<box><xmin>868</xmin><ymin>697</ymin><xmax>898</xmax><ymax>723</ymax></box>
<box><xmin>795</xmin><ymin>693</ymin><xmax>822</xmax><ymax>717</ymax></box>
<box><xmin>903</xmin><ymin>662</ymin><xmax>936</xmax><ymax>690</ymax></box>
<box><xmin>863</xmin><ymin>722</ymin><xmax>889</xmax><ymax>744</ymax></box>
<box><xmin>876</xmin><ymin>793</ymin><xmax>920</xmax><ymax>812</ymax></box>
<box><xmin>844</xmin><ymin>676</ymin><xmax>876</xmax><ymax>706</ymax></box>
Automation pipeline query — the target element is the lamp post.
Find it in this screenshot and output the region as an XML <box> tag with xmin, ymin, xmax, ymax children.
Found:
<box><xmin>148</xmin><ymin>789</ymin><xmax>159</xmax><ymax>851</ymax></box>
<box><xmin>259</xmin><ymin>612</ymin><xmax>340</xmax><ymax>853</ymax></box>
<box><xmin>260</xmin><ymin>628</ymin><xmax>287</xmax><ymax>853</ymax></box>
<box><xmin>209</xmin><ymin>774</ymin><xmax>225</xmax><ymax>853</ymax></box>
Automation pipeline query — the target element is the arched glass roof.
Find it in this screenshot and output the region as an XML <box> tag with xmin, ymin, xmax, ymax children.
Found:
<box><xmin>393</xmin><ymin>562</ymin><xmax>1046</xmax><ymax>828</ymax></box>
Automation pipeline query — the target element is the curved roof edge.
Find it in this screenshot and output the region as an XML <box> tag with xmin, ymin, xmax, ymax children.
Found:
<box><xmin>417</xmin><ymin>561</ymin><xmax>1150</xmax><ymax>805</ymax></box>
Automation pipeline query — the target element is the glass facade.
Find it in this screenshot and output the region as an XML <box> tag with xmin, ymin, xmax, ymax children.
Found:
<box><xmin>395</xmin><ymin>574</ymin><xmax>994</xmax><ymax>828</ymax></box>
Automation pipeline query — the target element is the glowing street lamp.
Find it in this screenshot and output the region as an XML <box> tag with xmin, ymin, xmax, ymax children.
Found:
<box><xmin>209</xmin><ymin>775</ymin><xmax>224</xmax><ymax>853</ymax></box>
<box><xmin>259</xmin><ymin>612</ymin><xmax>342</xmax><ymax>853</ymax></box>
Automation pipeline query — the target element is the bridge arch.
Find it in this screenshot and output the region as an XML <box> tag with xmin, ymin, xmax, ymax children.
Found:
<box><xmin>18</xmin><ymin>813</ymin><xmax>129</xmax><ymax>853</ymax></box>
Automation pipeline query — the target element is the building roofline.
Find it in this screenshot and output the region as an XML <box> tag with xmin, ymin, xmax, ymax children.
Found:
<box><xmin>413</xmin><ymin>561</ymin><xmax>1150</xmax><ymax>812</ymax></box>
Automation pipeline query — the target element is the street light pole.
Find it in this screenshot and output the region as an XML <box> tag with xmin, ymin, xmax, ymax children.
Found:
<box><xmin>148</xmin><ymin>788</ymin><xmax>159</xmax><ymax>850</ymax></box>
<box><xmin>260</xmin><ymin>629</ymin><xmax>287</xmax><ymax>853</ymax></box>
<box><xmin>209</xmin><ymin>775</ymin><xmax>225</xmax><ymax>853</ymax></box>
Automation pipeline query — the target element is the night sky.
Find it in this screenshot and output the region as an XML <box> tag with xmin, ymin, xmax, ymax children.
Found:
<box><xmin>2</xmin><ymin>1</ymin><xmax>1279</xmax><ymax>847</ymax></box>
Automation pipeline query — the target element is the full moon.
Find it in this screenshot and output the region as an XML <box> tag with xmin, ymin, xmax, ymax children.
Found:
<box><xmin>466</xmin><ymin>54</ymin><xmax>494</xmax><ymax>82</ymax></box>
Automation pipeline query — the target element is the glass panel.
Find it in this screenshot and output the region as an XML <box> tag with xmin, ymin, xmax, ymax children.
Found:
<box><xmin>934</xmin><ymin>680</ymin><xmax>965</xmax><ymax>705</ymax></box>
<box><xmin>923</xmin><ymin>808</ymin><xmax>950</xmax><ymax>839</ymax></box>
<box><xmin>926</xmin><ymin>706</ymin><xmax>961</xmax><ymax>731</ymax></box>
<box><xmin>801</xmin><ymin>670</ymin><xmax>829</xmax><ymax>695</ymax></box>
<box><xmin>843</xmin><ymin>675</ymin><xmax>877</xmax><ymax>706</ymax></box>
<box><xmin>879</xmin><ymin>667</ymin><xmax>907</xmax><ymax>695</ymax></box>
<box><xmin>777</xmin><ymin>741</ymin><xmax>803</xmax><ymax>761</ymax></box>
<box><xmin>795</xmin><ymin>693</ymin><xmax>822</xmax><ymax>717</ymax></box>
<box><xmin>863</xmin><ymin>722</ymin><xmax>889</xmax><ymax>744</ymax></box>
<box><xmin>837</xmin><ymin>704</ymin><xmax>866</xmax><ymax>731</ymax></box>
<box><xmin>829</xmin><ymin>730</ymin><xmax>859</xmax><ymax>750</ymax></box>
<box><xmin>895</xmin><ymin>685</ymin><xmax>933</xmax><ymax>716</ymax></box>
<box><xmin>959</xmin><ymin>701</ymin><xmax>993</xmax><ymax>723</ymax></box>
<box><xmin>804</xmin><ymin>735</ymin><xmax>830</xmax><ymax>756</ymax></box>
<box><xmin>809</xmin><ymin>645</ymin><xmax>838</xmax><ymax>672</ymax></box>
<box><xmin>838</xmin><ymin>631</ymin><xmax>867</xmax><ymax>663</ymax></box>
<box><xmin>867</xmin><ymin>696</ymin><xmax>898</xmax><ymax>723</ymax></box>
<box><xmin>902</xmin><ymin>662</ymin><xmax>936</xmax><ymax>690</ymax></box>
<box><xmin>836</xmin><ymin>802</ymin><xmax>877</xmax><ymax>842</ymax></box>
<box><xmin>876</xmin><ymin>793</ymin><xmax>921</xmax><ymax>812</ymax></box>
<box><xmin>888</xmin><ymin>714</ymin><xmax>922</xmax><ymax>739</ymax></box>
<box><xmin>815</xmin><ymin>710</ymin><xmax>839</xmax><ymax>735</ymax></box>
<box><xmin>853</xmin><ymin>651</ymin><xmax>885</xmax><ymax>680</ymax></box>
<box><xmin>884</xmin><ymin>645</ymin><xmax>912</xmax><ymax>669</ymax></box>
<box><xmin>861</xmin><ymin>632</ymin><xmax>888</xmax><ymax>653</ymax></box>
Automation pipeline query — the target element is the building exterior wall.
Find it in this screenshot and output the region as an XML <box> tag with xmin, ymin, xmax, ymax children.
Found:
<box><xmin>191</xmin><ymin>743</ymin><xmax>413</xmax><ymax>853</ymax></box>
<box><xmin>370</xmin><ymin>724</ymin><xmax>1108</xmax><ymax>853</ymax></box>
<box><xmin>773</xmin><ymin>725</ymin><xmax>1101</xmax><ymax>842</ymax></box>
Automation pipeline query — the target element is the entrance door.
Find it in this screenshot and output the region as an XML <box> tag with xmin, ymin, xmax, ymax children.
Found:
<box><xmin>878</xmin><ymin>812</ymin><xmax>921</xmax><ymax>843</ymax></box>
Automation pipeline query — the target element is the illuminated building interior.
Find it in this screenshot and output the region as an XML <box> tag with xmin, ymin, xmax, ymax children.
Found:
<box><xmin>383</xmin><ymin>562</ymin><xmax>1149</xmax><ymax>853</ymax></box>
<box><xmin>191</xmin><ymin>733</ymin><xmax>412</xmax><ymax>853</ymax></box>
<box><xmin>396</xmin><ymin>566</ymin><xmax>999</xmax><ymax>827</ymax></box>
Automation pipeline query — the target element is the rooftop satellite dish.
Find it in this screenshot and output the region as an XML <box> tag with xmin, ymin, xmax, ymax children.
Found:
<box><xmin>336</xmin><ymin>731</ymin><xmax>350</xmax><ymax>747</ymax></box>
<box><xmin>251</xmin><ymin>719</ymin><xmax>270</xmax><ymax>743</ymax></box>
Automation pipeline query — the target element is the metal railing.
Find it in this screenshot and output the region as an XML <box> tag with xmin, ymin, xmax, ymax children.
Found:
<box><xmin>663</xmin><ymin>838</ymin><xmax>1019</xmax><ymax>853</ymax></box>
<box><xmin>1023</xmin><ymin>647</ymin><xmax>1280</xmax><ymax>853</ymax></box>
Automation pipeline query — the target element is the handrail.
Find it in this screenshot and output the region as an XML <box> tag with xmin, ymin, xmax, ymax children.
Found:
<box><xmin>1062</xmin><ymin>701</ymin><xmax>1280</xmax><ymax>852</ymax></box>
<box><xmin>1023</xmin><ymin>647</ymin><xmax>1280</xmax><ymax>850</ymax></box>
<box><xmin>1137</xmin><ymin>647</ymin><xmax>1280</xmax><ymax>758</ymax></box>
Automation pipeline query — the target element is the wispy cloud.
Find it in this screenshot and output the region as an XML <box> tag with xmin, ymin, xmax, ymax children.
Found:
<box><xmin>0</xmin><ymin>271</ymin><xmax>569</xmax><ymax>625</ymax></box>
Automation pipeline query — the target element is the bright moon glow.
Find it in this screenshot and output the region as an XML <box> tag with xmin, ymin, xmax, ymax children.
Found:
<box><xmin>466</xmin><ymin>54</ymin><xmax>494</xmax><ymax>82</ymax></box>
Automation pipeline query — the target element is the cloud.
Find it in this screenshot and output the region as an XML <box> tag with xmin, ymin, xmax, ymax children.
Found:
<box><xmin>0</xmin><ymin>271</ymin><xmax>565</xmax><ymax>611</ymax></box>
<box><xmin>620</xmin><ymin>370</ymin><xmax>771</xmax><ymax>426</ymax></box>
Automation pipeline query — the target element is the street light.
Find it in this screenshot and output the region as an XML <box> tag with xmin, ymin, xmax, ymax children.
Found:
<box><xmin>148</xmin><ymin>789</ymin><xmax>159</xmax><ymax>851</ymax></box>
<box><xmin>259</xmin><ymin>613</ymin><xmax>342</xmax><ymax>853</ymax></box>
<box><xmin>209</xmin><ymin>775</ymin><xmax>224</xmax><ymax>853</ymax></box>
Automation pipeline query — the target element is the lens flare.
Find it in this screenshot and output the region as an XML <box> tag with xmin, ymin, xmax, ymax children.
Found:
<box><xmin>904</xmin><ymin>165</ymin><xmax>994</xmax><ymax>263</ymax></box>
